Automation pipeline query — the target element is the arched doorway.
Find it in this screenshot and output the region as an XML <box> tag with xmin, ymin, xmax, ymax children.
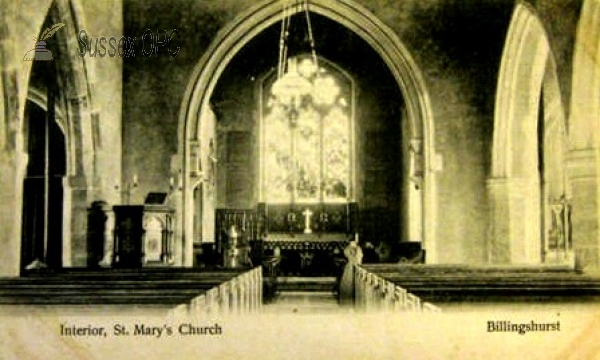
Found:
<box><xmin>17</xmin><ymin>0</ymin><xmax>97</xmax><ymax>271</ymax></box>
<box><xmin>489</xmin><ymin>2</ymin><xmax>568</xmax><ymax>264</ymax></box>
<box><xmin>21</xmin><ymin>99</ymin><xmax>66</xmax><ymax>269</ymax></box>
<box><xmin>177</xmin><ymin>0</ymin><xmax>435</xmax><ymax>266</ymax></box>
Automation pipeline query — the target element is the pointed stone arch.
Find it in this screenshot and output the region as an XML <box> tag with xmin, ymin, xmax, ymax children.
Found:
<box><xmin>25</xmin><ymin>0</ymin><xmax>97</xmax><ymax>268</ymax></box>
<box><xmin>489</xmin><ymin>1</ymin><xmax>568</xmax><ymax>264</ymax></box>
<box><xmin>568</xmin><ymin>0</ymin><xmax>600</xmax><ymax>268</ymax></box>
<box><xmin>0</xmin><ymin>0</ymin><xmax>98</xmax><ymax>274</ymax></box>
<box><xmin>176</xmin><ymin>0</ymin><xmax>436</xmax><ymax>266</ymax></box>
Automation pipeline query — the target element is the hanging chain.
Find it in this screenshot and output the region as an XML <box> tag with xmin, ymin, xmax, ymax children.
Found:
<box><xmin>303</xmin><ymin>0</ymin><xmax>319</xmax><ymax>72</ymax></box>
<box><xmin>277</xmin><ymin>1</ymin><xmax>291</xmax><ymax>79</ymax></box>
<box><xmin>278</xmin><ymin>0</ymin><xmax>319</xmax><ymax>78</ymax></box>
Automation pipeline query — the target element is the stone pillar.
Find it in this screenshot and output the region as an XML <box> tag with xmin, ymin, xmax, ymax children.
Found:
<box><xmin>567</xmin><ymin>0</ymin><xmax>600</xmax><ymax>269</ymax></box>
<box><xmin>0</xmin><ymin>152</ymin><xmax>26</xmax><ymax>276</ymax></box>
<box><xmin>0</xmin><ymin>15</ymin><xmax>23</xmax><ymax>275</ymax></box>
<box><xmin>169</xmin><ymin>187</ymin><xmax>184</xmax><ymax>267</ymax></box>
<box><xmin>488</xmin><ymin>177</ymin><xmax>542</xmax><ymax>264</ymax></box>
<box><xmin>183</xmin><ymin>139</ymin><xmax>202</xmax><ymax>268</ymax></box>
<box><xmin>67</xmin><ymin>175</ymin><xmax>91</xmax><ymax>266</ymax></box>
<box><xmin>62</xmin><ymin>176</ymin><xmax>72</xmax><ymax>267</ymax></box>
<box><xmin>567</xmin><ymin>148</ymin><xmax>599</xmax><ymax>269</ymax></box>
<box><xmin>65</xmin><ymin>95</ymin><xmax>96</xmax><ymax>267</ymax></box>
<box><xmin>408</xmin><ymin>138</ymin><xmax>423</xmax><ymax>243</ymax></box>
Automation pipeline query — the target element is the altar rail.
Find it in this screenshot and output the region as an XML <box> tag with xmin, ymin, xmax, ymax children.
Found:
<box><xmin>171</xmin><ymin>266</ymin><xmax>262</xmax><ymax>317</ymax></box>
<box><xmin>353</xmin><ymin>265</ymin><xmax>441</xmax><ymax>313</ymax></box>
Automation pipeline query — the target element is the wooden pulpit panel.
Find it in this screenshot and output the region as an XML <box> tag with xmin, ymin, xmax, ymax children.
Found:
<box><xmin>112</xmin><ymin>205</ymin><xmax>145</xmax><ymax>268</ymax></box>
<box><xmin>112</xmin><ymin>202</ymin><xmax>174</xmax><ymax>268</ymax></box>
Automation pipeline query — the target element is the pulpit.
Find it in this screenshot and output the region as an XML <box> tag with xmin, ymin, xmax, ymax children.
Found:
<box><xmin>113</xmin><ymin>205</ymin><xmax>144</xmax><ymax>268</ymax></box>
<box><xmin>112</xmin><ymin>193</ymin><xmax>174</xmax><ymax>268</ymax></box>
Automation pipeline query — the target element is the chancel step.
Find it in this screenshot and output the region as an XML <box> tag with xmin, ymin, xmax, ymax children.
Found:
<box><xmin>275</xmin><ymin>276</ymin><xmax>337</xmax><ymax>292</ymax></box>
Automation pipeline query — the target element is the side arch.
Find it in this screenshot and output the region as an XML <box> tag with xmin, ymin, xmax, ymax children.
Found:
<box><xmin>15</xmin><ymin>0</ymin><xmax>98</xmax><ymax>268</ymax></box>
<box><xmin>489</xmin><ymin>1</ymin><xmax>568</xmax><ymax>264</ymax></box>
<box><xmin>567</xmin><ymin>0</ymin><xmax>600</xmax><ymax>268</ymax></box>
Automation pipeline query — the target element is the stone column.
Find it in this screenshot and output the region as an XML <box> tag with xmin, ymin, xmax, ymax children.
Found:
<box><xmin>488</xmin><ymin>177</ymin><xmax>542</xmax><ymax>264</ymax></box>
<box><xmin>65</xmin><ymin>96</ymin><xmax>96</xmax><ymax>267</ymax></box>
<box><xmin>170</xmin><ymin>187</ymin><xmax>184</xmax><ymax>267</ymax></box>
<box><xmin>567</xmin><ymin>148</ymin><xmax>599</xmax><ymax>269</ymax></box>
<box><xmin>567</xmin><ymin>0</ymin><xmax>600</xmax><ymax>269</ymax></box>
<box><xmin>0</xmin><ymin>15</ymin><xmax>23</xmax><ymax>276</ymax></box>
<box><xmin>0</xmin><ymin>152</ymin><xmax>26</xmax><ymax>276</ymax></box>
<box><xmin>408</xmin><ymin>138</ymin><xmax>424</xmax><ymax>243</ymax></box>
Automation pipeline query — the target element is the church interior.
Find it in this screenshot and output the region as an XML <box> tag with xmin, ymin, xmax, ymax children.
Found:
<box><xmin>2</xmin><ymin>0</ymin><xmax>600</xmax><ymax>316</ymax></box>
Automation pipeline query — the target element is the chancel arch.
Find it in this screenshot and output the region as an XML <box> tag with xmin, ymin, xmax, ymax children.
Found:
<box><xmin>489</xmin><ymin>2</ymin><xmax>569</xmax><ymax>264</ymax></box>
<box><xmin>177</xmin><ymin>0</ymin><xmax>436</xmax><ymax>267</ymax></box>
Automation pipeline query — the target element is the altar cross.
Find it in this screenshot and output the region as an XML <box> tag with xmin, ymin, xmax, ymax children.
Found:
<box><xmin>302</xmin><ymin>208</ymin><xmax>313</xmax><ymax>234</ymax></box>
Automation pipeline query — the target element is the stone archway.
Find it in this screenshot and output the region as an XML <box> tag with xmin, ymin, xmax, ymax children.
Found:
<box><xmin>177</xmin><ymin>0</ymin><xmax>436</xmax><ymax>266</ymax></box>
<box><xmin>489</xmin><ymin>2</ymin><xmax>568</xmax><ymax>264</ymax></box>
<box><xmin>568</xmin><ymin>0</ymin><xmax>600</xmax><ymax>269</ymax></box>
<box><xmin>24</xmin><ymin>0</ymin><xmax>97</xmax><ymax>269</ymax></box>
<box><xmin>21</xmin><ymin>98</ymin><xmax>67</xmax><ymax>269</ymax></box>
<box><xmin>0</xmin><ymin>0</ymin><xmax>97</xmax><ymax>274</ymax></box>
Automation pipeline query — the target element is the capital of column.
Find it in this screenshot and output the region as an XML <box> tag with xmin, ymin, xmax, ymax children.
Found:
<box><xmin>68</xmin><ymin>94</ymin><xmax>89</xmax><ymax>108</ymax></box>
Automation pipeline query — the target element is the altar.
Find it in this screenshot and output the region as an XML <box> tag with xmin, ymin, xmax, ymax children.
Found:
<box><xmin>258</xmin><ymin>202</ymin><xmax>357</xmax><ymax>276</ymax></box>
<box><xmin>214</xmin><ymin>202</ymin><xmax>357</xmax><ymax>275</ymax></box>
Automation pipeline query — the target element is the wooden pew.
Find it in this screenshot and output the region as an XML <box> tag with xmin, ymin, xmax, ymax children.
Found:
<box><xmin>0</xmin><ymin>268</ymin><xmax>246</xmax><ymax>306</ymax></box>
<box><xmin>351</xmin><ymin>265</ymin><xmax>441</xmax><ymax>312</ymax></box>
<box><xmin>361</xmin><ymin>264</ymin><xmax>600</xmax><ymax>303</ymax></box>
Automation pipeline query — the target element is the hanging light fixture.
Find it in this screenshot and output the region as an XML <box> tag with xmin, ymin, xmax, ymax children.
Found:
<box><xmin>271</xmin><ymin>0</ymin><xmax>320</xmax><ymax>123</ymax></box>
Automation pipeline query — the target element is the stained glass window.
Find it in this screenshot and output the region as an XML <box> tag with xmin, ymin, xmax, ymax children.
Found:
<box><xmin>261</xmin><ymin>55</ymin><xmax>354</xmax><ymax>203</ymax></box>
